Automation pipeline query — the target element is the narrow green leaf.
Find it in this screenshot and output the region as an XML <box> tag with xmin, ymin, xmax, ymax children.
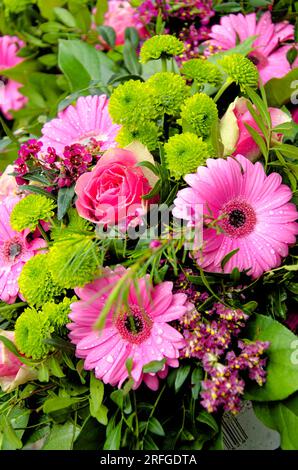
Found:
<box><xmin>57</xmin><ymin>186</ymin><xmax>75</xmax><ymax>220</ymax></box>
<box><xmin>143</xmin><ymin>358</ymin><xmax>166</xmax><ymax>373</ymax></box>
<box><xmin>221</xmin><ymin>248</ymin><xmax>239</xmax><ymax>270</ymax></box>
<box><xmin>97</xmin><ymin>25</ymin><xmax>116</xmax><ymax>48</ymax></box>
<box><xmin>175</xmin><ymin>364</ymin><xmax>191</xmax><ymax>393</ymax></box>
<box><xmin>54</xmin><ymin>7</ymin><xmax>77</xmax><ymax>28</ymax></box>
<box><xmin>197</xmin><ymin>411</ymin><xmax>219</xmax><ymax>433</ymax></box>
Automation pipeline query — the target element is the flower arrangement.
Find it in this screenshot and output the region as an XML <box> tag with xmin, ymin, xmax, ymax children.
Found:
<box><xmin>0</xmin><ymin>0</ymin><xmax>298</xmax><ymax>454</ymax></box>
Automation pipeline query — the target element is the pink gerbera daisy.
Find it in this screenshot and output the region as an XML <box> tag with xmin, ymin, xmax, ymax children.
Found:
<box><xmin>205</xmin><ymin>12</ymin><xmax>296</xmax><ymax>84</ymax></box>
<box><xmin>173</xmin><ymin>155</ymin><xmax>298</xmax><ymax>279</ymax></box>
<box><xmin>0</xmin><ymin>196</ymin><xmax>46</xmax><ymax>304</ymax></box>
<box><xmin>68</xmin><ymin>266</ymin><xmax>187</xmax><ymax>390</ymax></box>
<box><xmin>0</xmin><ymin>36</ymin><xmax>27</xmax><ymax>119</ymax></box>
<box><xmin>40</xmin><ymin>95</ymin><xmax>120</xmax><ymax>154</ymax></box>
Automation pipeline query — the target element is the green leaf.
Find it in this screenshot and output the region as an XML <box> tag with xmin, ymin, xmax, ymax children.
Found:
<box><xmin>143</xmin><ymin>358</ymin><xmax>166</xmax><ymax>373</ymax></box>
<box><xmin>43</xmin><ymin>396</ymin><xmax>81</xmax><ymax>414</ymax></box>
<box><xmin>37</xmin><ymin>0</ymin><xmax>66</xmax><ymax>20</ymax></box>
<box><xmin>175</xmin><ymin>364</ymin><xmax>191</xmax><ymax>393</ymax></box>
<box><xmin>18</xmin><ymin>185</ymin><xmax>56</xmax><ymax>199</ymax></box>
<box><xmin>94</xmin><ymin>0</ymin><xmax>108</xmax><ymax>25</ymax></box>
<box><xmin>265</xmin><ymin>68</ymin><xmax>298</xmax><ymax>107</ymax></box>
<box><xmin>103</xmin><ymin>419</ymin><xmax>122</xmax><ymax>450</ymax></box>
<box><xmin>0</xmin><ymin>335</ymin><xmax>33</xmax><ymax>366</ymax></box>
<box><xmin>125</xmin><ymin>27</ymin><xmax>140</xmax><ymax>49</ymax></box>
<box><xmin>274</xmin><ymin>143</ymin><xmax>298</xmax><ymax>159</ymax></box>
<box><xmin>58</xmin><ymin>39</ymin><xmax>100</xmax><ymax>91</ymax></box>
<box><xmin>97</xmin><ymin>25</ymin><xmax>116</xmax><ymax>48</ymax></box>
<box><xmin>0</xmin><ymin>418</ymin><xmax>22</xmax><ymax>450</ymax></box>
<box><xmin>123</xmin><ymin>40</ymin><xmax>142</xmax><ymax>75</ymax></box>
<box><xmin>254</xmin><ymin>393</ymin><xmax>298</xmax><ymax>450</ymax></box>
<box><xmin>244</xmin><ymin>123</ymin><xmax>268</xmax><ymax>159</ymax></box>
<box><xmin>245</xmin><ymin>314</ymin><xmax>298</xmax><ymax>401</ymax></box>
<box><xmin>90</xmin><ymin>374</ymin><xmax>106</xmax><ymax>423</ymax></box>
<box><xmin>43</xmin><ymin>423</ymin><xmax>80</xmax><ymax>450</ymax></box>
<box><xmin>110</xmin><ymin>389</ymin><xmax>124</xmax><ymax>409</ymax></box>
<box><xmin>213</xmin><ymin>2</ymin><xmax>242</xmax><ymax>12</ymax></box>
<box><xmin>191</xmin><ymin>367</ymin><xmax>203</xmax><ymax>400</ymax></box>
<box><xmin>148</xmin><ymin>417</ymin><xmax>165</xmax><ymax>436</ymax></box>
<box><xmin>57</xmin><ymin>186</ymin><xmax>75</xmax><ymax>220</ymax></box>
<box><xmin>197</xmin><ymin>411</ymin><xmax>219</xmax><ymax>433</ymax></box>
<box><xmin>1</xmin><ymin>60</ymin><xmax>40</xmax><ymax>85</ymax></box>
<box><xmin>221</xmin><ymin>248</ymin><xmax>239</xmax><ymax>270</ymax></box>
<box><xmin>142</xmin><ymin>180</ymin><xmax>161</xmax><ymax>200</ymax></box>
<box><xmin>54</xmin><ymin>7</ymin><xmax>77</xmax><ymax>28</ymax></box>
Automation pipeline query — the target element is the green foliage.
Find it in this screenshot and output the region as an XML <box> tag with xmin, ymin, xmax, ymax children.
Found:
<box><xmin>246</xmin><ymin>314</ymin><xmax>298</xmax><ymax>401</ymax></box>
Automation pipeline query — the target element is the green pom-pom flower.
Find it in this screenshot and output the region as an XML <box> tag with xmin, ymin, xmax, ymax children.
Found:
<box><xmin>15</xmin><ymin>307</ymin><xmax>54</xmax><ymax>360</ymax></box>
<box><xmin>218</xmin><ymin>54</ymin><xmax>259</xmax><ymax>90</ymax></box>
<box><xmin>48</xmin><ymin>236</ymin><xmax>99</xmax><ymax>289</ymax></box>
<box><xmin>10</xmin><ymin>194</ymin><xmax>56</xmax><ymax>232</ymax></box>
<box><xmin>140</xmin><ymin>35</ymin><xmax>185</xmax><ymax>63</ymax></box>
<box><xmin>19</xmin><ymin>254</ymin><xmax>63</xmax><ymax>307</ymax></box>
<box><xmin>146</xmin><ymin>72</ymin><xmax>190</xmax><ymax>116</ymax></box>
<box><xmin>181</xmin><ymin>59</ymin><xmax>223</xmax><ymax>87</ymax></box>
<box><xmin>165</xmin><ymin>132</ymin><xmax>211</xmax><ymax>179</ymax></box>
<box><xmin>108</xmin><ymin>80</ymin><xmax>156</xmax><ymax>127</ymax></box>
<box><xmin>116</xmin><ymin>122</ymin><xmax>160</xmax><ymax>151</ymax></box>
<box><xmin>42</xmin><ymin>297</ymin><xmax>74</xmax><ymax>331</ymax></box>
<box><xmin>180</xmin><ymin>93</ymin><xmax>218</xmax><ymax>138</ymax></box>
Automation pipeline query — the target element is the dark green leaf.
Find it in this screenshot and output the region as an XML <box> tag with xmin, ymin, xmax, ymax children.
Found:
<box><xmin>18</xmin><ymin>185</ymin><xmax>56</xmax><ymax>199</ymax></box>
<box><xmin>123</xmin><ymin>40</ymin><xmax>142</xmax><ymax>75</ymax></box>
<box><xmin>191</xmin><ymin>367</ymin><xmax>203</xmax><ymax>400</ymax></box>
<box><xmin>57</xmin><ymin>186</ymin><xmax>75</xmax><ymax>220</ymax></box>
<box><xmin>97</xmin><ymin>25</ymin><xmax>116</xmax><ymax>48</ymax></box>
<box><xmin>125</xmin><ymin>27</ymin><xmax>139</xmax><ymax>49</ymax></box>
<box><xmin>148</xmin><ymin>417</ymin><xmax>165</xmax><ymax>436</ymax></box>
<box><xmin>42</xmin><ymin>423</ymin><xmax>79</xmax><ymax>450</ymax></box>
<box><xmin>197</xmin><ymin>411</ymin><xmax>219</xmax><ymax>433</ymax></box>
<box><xmin>175</xmin><ymin>364</ymin><xmax>191</xmax><ymax>393</ymax></box>
<box><xmin>103</xmin><ymin>420</ymin><xmax>122</xmax><ymax>450</ymax></box>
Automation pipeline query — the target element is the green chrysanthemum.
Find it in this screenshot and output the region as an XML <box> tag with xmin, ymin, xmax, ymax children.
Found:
<box><xmin>180</xmin><ymin>93</ymin><xmax>218</xmax><ymax>138</ymax></box>
<box><xmin>116</xmin><ymin>122</ymin><xmax>160</xmax><ymax>151</ymax></box>
<box><xmin>48</xmin><ymin>236</ymin><xmax>99</xmax><ymax>289</ymax></box>
<box><xmin>10</xmin><ymin>194</ymin><xmax>56</xmax><ymax>232</ymax></box>
<box><xmin>181</xmin><ymin>59</ymin><xmax>223</xmax><ymax>87</ymax></box>
<box><xmin>3</xmin><ymin>0</ymin><xmax>34</xmax><ymax>14</ymax></box>
<box><xmin>140</xmin><ymin>35</ymin><xmax>185</xmax><ymax>63</ymax></box>
<box><xmin>218</xmin><ymin>54</ymin><xmax>259</xmax><ymax>90</ymax></box>
<box><xmin>15</xmin><ymin>307</ymin><xmax>54</xmax><ymax>360</ymax></box>
<box><xmin>19</xmin><ymin>254</ymin><xmax>63</xmax><ymax>307</ymax></box>
<box><xmin>146</xmin><ymin>72</ymin><xmax>190</xmax><ymax>116</ymax></box>
<box><xmin>165</xmin><ymin>132</ymin><xmax>211</xmax><ymax>179</ymax></box>
<box><xmin>42</xmin><ymin>297</ymin><xmax>75</xmax><ymax>331</ymax></box>
<box><xmin>108</xmin><ymin>80</ymin><xmax>156</xmax><ymax>127</ymax></box>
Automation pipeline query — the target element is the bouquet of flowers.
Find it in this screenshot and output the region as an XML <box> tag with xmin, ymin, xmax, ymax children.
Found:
<box><xmin>0</xmin><ymin>0</ymin><xmax>298</xmax><ymax>453</ymax></box>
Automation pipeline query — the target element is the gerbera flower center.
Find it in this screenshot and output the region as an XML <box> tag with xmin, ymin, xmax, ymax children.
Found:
<box><xmin>0</xmin><ymin>75</ymin><xmax>9</xmax><ymax>85</ymax></box>
<box><xmin>2</xmin><ymin>236</ymin><xmax>24</xmax><ymax>262</ymax></box>
<box><xmin>115</xmin><ymin>305</ymin><xmax>153</xmax><ymax>344</ymax></box>
<box><xmin>220</xmin><ymin>198</ymin><xmax>256</xmax><ymax>238</ymax></box>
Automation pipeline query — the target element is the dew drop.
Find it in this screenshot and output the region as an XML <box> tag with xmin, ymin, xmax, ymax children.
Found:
<box><xmin>106</xmin><ymin>355</ymin><xmax>114</xmax><ymax>363</ymax></box>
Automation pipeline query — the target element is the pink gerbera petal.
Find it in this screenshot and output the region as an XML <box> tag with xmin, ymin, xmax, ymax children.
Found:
<box><xmin>68</xmin><ymin>268</ymin><xmax>188</xmax><ymax>389</ymax></box>
<box><xmin>173</xmin><ymin>155</ymin><xmax>298</xmax><ymax>278</ymax></box>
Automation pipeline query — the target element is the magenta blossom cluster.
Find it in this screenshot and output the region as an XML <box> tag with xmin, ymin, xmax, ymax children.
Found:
<box><xmin>14</xmin><ymin>138</ymin><xmax>102</xmax><ymax>189</ymax></box>
<box><xmin>177</xmin><ymin>279</ymin><xmax>270</xmax><ymax>413</ymax></box>
<box><xmin>138</xmin><ymin>0</ymin><xmax>214</xmax><ymax>24</ymax></box>
<box><xmin>201</xmin><ymin>340</ymin><xmax>269</xmax><ymax>413</ymax></box>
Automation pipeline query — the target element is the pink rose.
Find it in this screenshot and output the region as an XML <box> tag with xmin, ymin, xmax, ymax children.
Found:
<box><xmin>220</xmin><ymin>97</ymin><xmax>291</xmax><ymax>161</ymax></box>
<box><xmin>103</xmin><ymin>0</ymin><xmax>147</xmax><ymax>46</ymax></box>
<box><xmin>75</xmin><ymin>142</ymin><xmax>158</xmax><ymax>227</ymax></box>
<box><xmin>0</xmin><ymin>330</ymin><xmax>36</xmax><ymax>393</ymax></box>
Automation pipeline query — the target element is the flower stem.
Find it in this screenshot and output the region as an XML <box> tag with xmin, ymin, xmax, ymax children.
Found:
<box><xmin>38</xmin><ymin>222</ymin><xmax>50</xmax><ymax>243</ymax></box>
<box><xmin>161</xmin><ymin>56</ymin><xmax>167</xmax><ymax>72</ymax></box>
<box><xmin>213</xmin><ymin>78</ymin><xmax>233</xmax><ymax>103</ymax></box>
